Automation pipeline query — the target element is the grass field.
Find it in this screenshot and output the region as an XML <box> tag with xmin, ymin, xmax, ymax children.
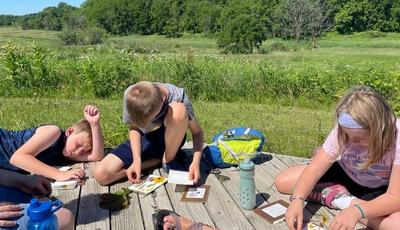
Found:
<box><xmin>1</xmin><ymin>27</ymin><xmax>400</xmax><ymax>157</ymax></box>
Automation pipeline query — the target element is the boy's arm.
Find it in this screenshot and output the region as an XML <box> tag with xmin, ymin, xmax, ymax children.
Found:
<box><xmin>9</xmin><ymin>126</ymin><xmax>81</xmax><ymax>181</ymax></box>
<box><xmin>83</xmin><ymin>105</ymin><xmax>104</xmax><ymax>161</ymax></box>
<box><xmin>189</xmin><ymin>118</ymin><xmax>204</xmax><ymax>167</ymax></box>
<box><xmin>126</xmin><ymin>126</ymin><xmax>142</xmax><ymax>183</ymax></box>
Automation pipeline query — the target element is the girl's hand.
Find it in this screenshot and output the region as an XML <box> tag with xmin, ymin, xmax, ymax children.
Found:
<box><xmin>56</xmin><ymin>168</ymin><xmax>85</xmax><ymax>181</ymax></box>
<box><xmin>84</xmin><ymin>105</ymin><xmax>100</xmax><ymax>126</ymax></box>
<box><xmin>0</xmin><ymin>202</ymin><xmax>23</xmax><ymax>228</ymax></box>
<box><xmin>329</xmin><ymin>206</ymin><xmax>361</xmax><ymax>230</ymax></box>
<box><xmin>20</xmin><ymin>175</ymin><xmax>52</xmax><ymax>196</ymax></box>
<box><xmin>126</xmin><ymin>161</ymin><xmax>141</xmax><ymax>183</ymax></box>
<box><xmin>285</xmin><ymin>199</ymin><xmax>304</xmax><ymax>230</ymax></box>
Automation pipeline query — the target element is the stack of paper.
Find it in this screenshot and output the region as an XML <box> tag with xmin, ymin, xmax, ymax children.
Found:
<box><xmin>167</xmin><ymin>170</ymin><xmax>194</xmax><ymax>185</ymax></box>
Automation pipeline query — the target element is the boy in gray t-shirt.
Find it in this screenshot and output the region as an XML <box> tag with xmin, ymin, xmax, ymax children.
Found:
<box><xmin>94</xmin><ymin>81</ymin><xmax>204</xmax><ymax>186</ymax></box>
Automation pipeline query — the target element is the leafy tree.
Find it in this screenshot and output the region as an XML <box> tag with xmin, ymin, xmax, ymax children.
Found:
<box><xmin>150</xmin><ymin>0</ymin><xmax>170</xmax><ymax>34</ymax></box>
<box><xmin>217</xmin><ymin>0</ymin><xmax>272</xmax><ymax>53</ymax></box>
<box><xmin>308</xmin><ymin>0</ymin><xmax>334</xmax><ymax>49</ymax></box>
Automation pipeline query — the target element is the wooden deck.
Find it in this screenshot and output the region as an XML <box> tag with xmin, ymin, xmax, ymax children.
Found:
<box><xmin>53</xmin><ymin>145</ymin><xmax>368</xmax><ymax>230</ymax></box>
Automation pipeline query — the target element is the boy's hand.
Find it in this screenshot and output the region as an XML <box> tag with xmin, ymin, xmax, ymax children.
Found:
<box><xmin>84</xmin><ymin>105</ymin><xmax>100</xmax><ymax>126</ymax></box>
<box><xmin>188</xmin><ymin>163</ymin><xmax>200</xmax><ymax>184</ymax></box>
<box><xmin>0</xmin><ymin>202</ymin><xmax>23</xmax><ymax>228</ymax></box>
<box><xmin>126</xmin><ymin>162</ymin><xmax>141</xmax><ymax>183</ymax></box>
<box><xmin>56</xmin><ymin>168</ymin><xmax>85</xmax><ymax>181</ymax></box>
<box><xmin>20</xmin><ymin>175</ymin><xmax>51</xmax><ymax>196</ymax></box>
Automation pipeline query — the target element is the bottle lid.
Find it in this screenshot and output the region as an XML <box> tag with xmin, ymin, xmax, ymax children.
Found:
<box><xmin>28</xmin><ymin>198</ymin><xmax>52</xmax><ymax>221</ymax></box>
<box><xmin>239</xmin><ymin>159</ymin><xmax>254</xmax><ymax>170</ymax></box>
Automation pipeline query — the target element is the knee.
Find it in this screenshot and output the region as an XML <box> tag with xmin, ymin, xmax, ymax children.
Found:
<box><xmin>274</xmin><ymin>172</ymin><xmax>287</xmax><ymax>193</ymax></box>
<box><xmin>379</xmin><ymin>212</ymin><xmax>400</xmax><ymax>230</ymax></box>
<box><xmin>56</xmin><ymin>208</ymin><xmax>74</xmax><ymax>230</ymax></box>
<box><xmin>93</xmin><ymin>164</ymin><xmax>112</xmax><ymax>186</ymax></box>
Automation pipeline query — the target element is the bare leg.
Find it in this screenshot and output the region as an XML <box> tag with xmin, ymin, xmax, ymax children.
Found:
<box><xmin>55</xmin><ymin>208</ymin><xmax>74</xmax><ymax>230</ymax></box>
<box><xmin>93</xmin><ymin>154</ymin><xmax>161</xmax><ymax>185</ymax></box>
<box><xmin>163</xmin><ymin>103</ymin><xmax>189</xmax><ymax>163</ymax></box>
<box><xmin>275</xmin><ymin>164</ymin><xmax>307</xmax><ymax>194</ymax></box>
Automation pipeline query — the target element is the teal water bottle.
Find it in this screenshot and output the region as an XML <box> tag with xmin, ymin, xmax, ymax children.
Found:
<box><xmin>27</xmin><ymin>198</ymin><xmax>62</xmax><ymax>230</ymax></box>
<box><xmin>239</xmin><ymin>159</ymin><xmax>256</xmax><ymax>210</ymax></box>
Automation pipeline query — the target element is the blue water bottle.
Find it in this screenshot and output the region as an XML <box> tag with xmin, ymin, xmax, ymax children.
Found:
<box><xmin>239</xmin><ymin>159</ymin><xmax>256</xmax><ymax>210</ymax></box>
<box><xmin>27</xmin><ymin>198</ymin><xmax>62</xmax><ymax>230</ymax></box>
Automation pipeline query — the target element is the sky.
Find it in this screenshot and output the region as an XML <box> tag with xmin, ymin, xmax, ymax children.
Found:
<box><xmin>0</xmin><ymin>0</ymin><xmax>86</xmax><ymax>16</ymax></box>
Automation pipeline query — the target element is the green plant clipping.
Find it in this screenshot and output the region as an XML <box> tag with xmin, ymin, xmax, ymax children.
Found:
<box><xmin>99</xmin><ymin>188</ymin><xmax>132</xmax><ymax>211</ymax></box>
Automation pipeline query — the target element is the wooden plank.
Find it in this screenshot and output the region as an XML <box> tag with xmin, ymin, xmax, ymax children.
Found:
<box><xmin>76</xmin><ymin>162</ymin><xmax>110</xmax><ymax>230</ymax></box>
<box><xmin>52</xmin><ymin>163</ymin><xmax>82</xmax><ymax>222</ymax></box>
<box><xmin>139</xmin><ymin>169</ymin><xmax>173</xmax><ymax>230</ymax></box>
<box><xmin>203</xmin><ymin>172</ymin><xmax>255</xmax><ymax>230</ymax></box>
<box><xmin>219</xmin><ymin>165</ymin><xmax>287</xmax><ymax>229</ymax></box>
<box><xmin>110</xmin><ymin>180</ymin><xmax>144</xmax><ymax>230</ymax></box>
<box><xmin>160</xmin><ymin>170</ymin><xmax>215</xmax><ymax>227</ymax></box>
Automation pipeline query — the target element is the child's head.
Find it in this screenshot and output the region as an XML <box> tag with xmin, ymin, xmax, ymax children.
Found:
<box><xmin>125</xmin><ymin>81</ymin><xmax>163</xmax><ymax>127</ymax></box>
<box><xmin>335</xmin><ymin>85</ymin><xmax>396</xmax><ymax>167</ymax></box>
<box><xmin>63</xmin><ymin>119</ymin><xmax>93</xmax><ymax>159</ymax></box>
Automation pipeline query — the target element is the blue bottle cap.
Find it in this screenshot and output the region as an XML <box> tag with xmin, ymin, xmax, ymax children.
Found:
<box><xmin>239</xmin><ymin>159</ymin><xmax>254</xmax><ymax>171</ymax></box>
<box><xmin>28</xmin><ymin>198</ymin><xmax>52</xmax><ymax>221</ymax></box>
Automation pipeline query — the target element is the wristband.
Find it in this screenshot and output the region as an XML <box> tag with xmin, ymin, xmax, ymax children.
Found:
<box><xmin>289</xmin><ymin>195</ymin><xmax>305</xmax><ymax>202</ymax></box>
<box><xmin>354</xmin><ymin>204</ymin><xmax>366</xmax><ymax>218</ymax></box>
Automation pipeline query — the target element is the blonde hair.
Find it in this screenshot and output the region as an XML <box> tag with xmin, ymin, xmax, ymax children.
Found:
<box><xmin>125</xmin><ymin>81</ymin><xmax>162</xmax><ymax>126</ymax></box>
<box><xmin>335</xmin><ymin>85</ymin><xmax>396</xmax><ymax>168</ymax></box>
<box><xmin>71</xmin><ymin>119</ymin><xmax>92</xmax><ymax>136</ymax></box>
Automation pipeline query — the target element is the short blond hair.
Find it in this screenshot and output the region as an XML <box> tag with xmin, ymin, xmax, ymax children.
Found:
<box><xmin>125</xmin><ymin>81</ymin><xmax>163</xmax><ymax>126</ymax></box>
<box><xmin>71</xmin><ymin>119</ymin><xmax>92</xmax><ymax>140</ymax></box>
<box><xmin>335</xmin><ymin>85</ymin><xmax>396</xmax><ymax>168</ymax></box>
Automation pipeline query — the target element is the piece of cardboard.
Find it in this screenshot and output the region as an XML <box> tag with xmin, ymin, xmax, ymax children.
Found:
<box><xmin>180</xmin><ymin>185</ymin><xmax>211</xmax><ymax>203</ymax></box>
<box><xmin>253</xmin><ymin>200</ymin><xmax>289</xmax><ymax>224</ymax></box>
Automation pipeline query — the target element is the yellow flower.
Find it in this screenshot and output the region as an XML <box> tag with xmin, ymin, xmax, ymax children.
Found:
<box><xmin>152</xmin><ymin>176</ymin><xmax>165</xmax><ymax>183</ymax></box>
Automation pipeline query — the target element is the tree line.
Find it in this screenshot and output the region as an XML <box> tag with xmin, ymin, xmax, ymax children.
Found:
<box><xmin>1</xmin><ymin>0</ymin><xmax>400</xmax><ymax>53</ymax></box>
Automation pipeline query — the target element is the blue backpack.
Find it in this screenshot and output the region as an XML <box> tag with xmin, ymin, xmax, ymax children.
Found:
<box><xmin>203</xmin><ymin>127</ymin><xmax>266</xmax><ymax>168</ymax></box>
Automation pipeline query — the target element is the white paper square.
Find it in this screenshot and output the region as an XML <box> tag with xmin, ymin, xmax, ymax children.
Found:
<box><xmin>186</xmin><ymin>187</ymin><xmax>206</xmax><ymax>199</ymax></box>
<box><xmin>168</xmin><ymin>170</ymin><xmax>194</xmax><ymax>185</ymax></box>
<box><xmin>262</xmin><ymin>203</ymin><xmax>287</xmax><ymax>218</ymax></box>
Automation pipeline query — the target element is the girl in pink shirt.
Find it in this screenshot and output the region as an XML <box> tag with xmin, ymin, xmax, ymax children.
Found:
<box><xmin>275</xmin><ymin>85</ymin><xmax>400</xmax><ymax>230</ymax></box>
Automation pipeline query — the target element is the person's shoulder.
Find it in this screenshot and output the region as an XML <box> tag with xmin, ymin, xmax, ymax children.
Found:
<box><xmin>35</xmin><ymin>125</ymin><xmax>62</xmax><ymax>136</ymax></box>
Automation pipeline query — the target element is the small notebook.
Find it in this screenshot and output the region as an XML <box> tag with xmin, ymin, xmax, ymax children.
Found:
<box><xmin>168</xmin><ymin>170</ymin><xmax>194</xmax><ymax>185</ymax></box>
<box><xmin>128</xmin><ymin>175</ymin><xmax>167</xmax><ymax>195</ymax></box>
<box><xmin>253</xmin><ymin>200</ymin><xmax>289</xmax><ymax>224</ymax></box>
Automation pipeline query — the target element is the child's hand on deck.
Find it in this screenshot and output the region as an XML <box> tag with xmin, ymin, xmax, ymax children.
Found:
<box><xmin>329</xmin><ymin>206</ymin><xmax>361</xmax><ymax>230</ymax></box>
<box><xmin>84</xmin><ymin>105</ymin><xmax>101</xmax><ymax>126</ymax></box>
<box><xmin>0</xmin><ymin>202</ymin><xmax>23</xmax><ymax>228</ymax></box>
<box><xmin>127</xmin><ymin>162</ymin><xmax>141</xmax><ymax>183</ymax></box>
<box><xmin>189</xmin><ymin>163</ymin><xmax>200</xmax><ymax>184</ymax></box>
<box><xmin>56</xmin><ymin>168</ymin><xmax>85</xmax><ymax>181</ymax></box>
<box><xmin>285</xmin><ymin>199</ymin><xmax>304</xmax><ymax>230</ymax></box>
<box><xmin>20</xmin><ymin>175</ymin><xmax>52</xmax><ymax>196</ymax></box>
